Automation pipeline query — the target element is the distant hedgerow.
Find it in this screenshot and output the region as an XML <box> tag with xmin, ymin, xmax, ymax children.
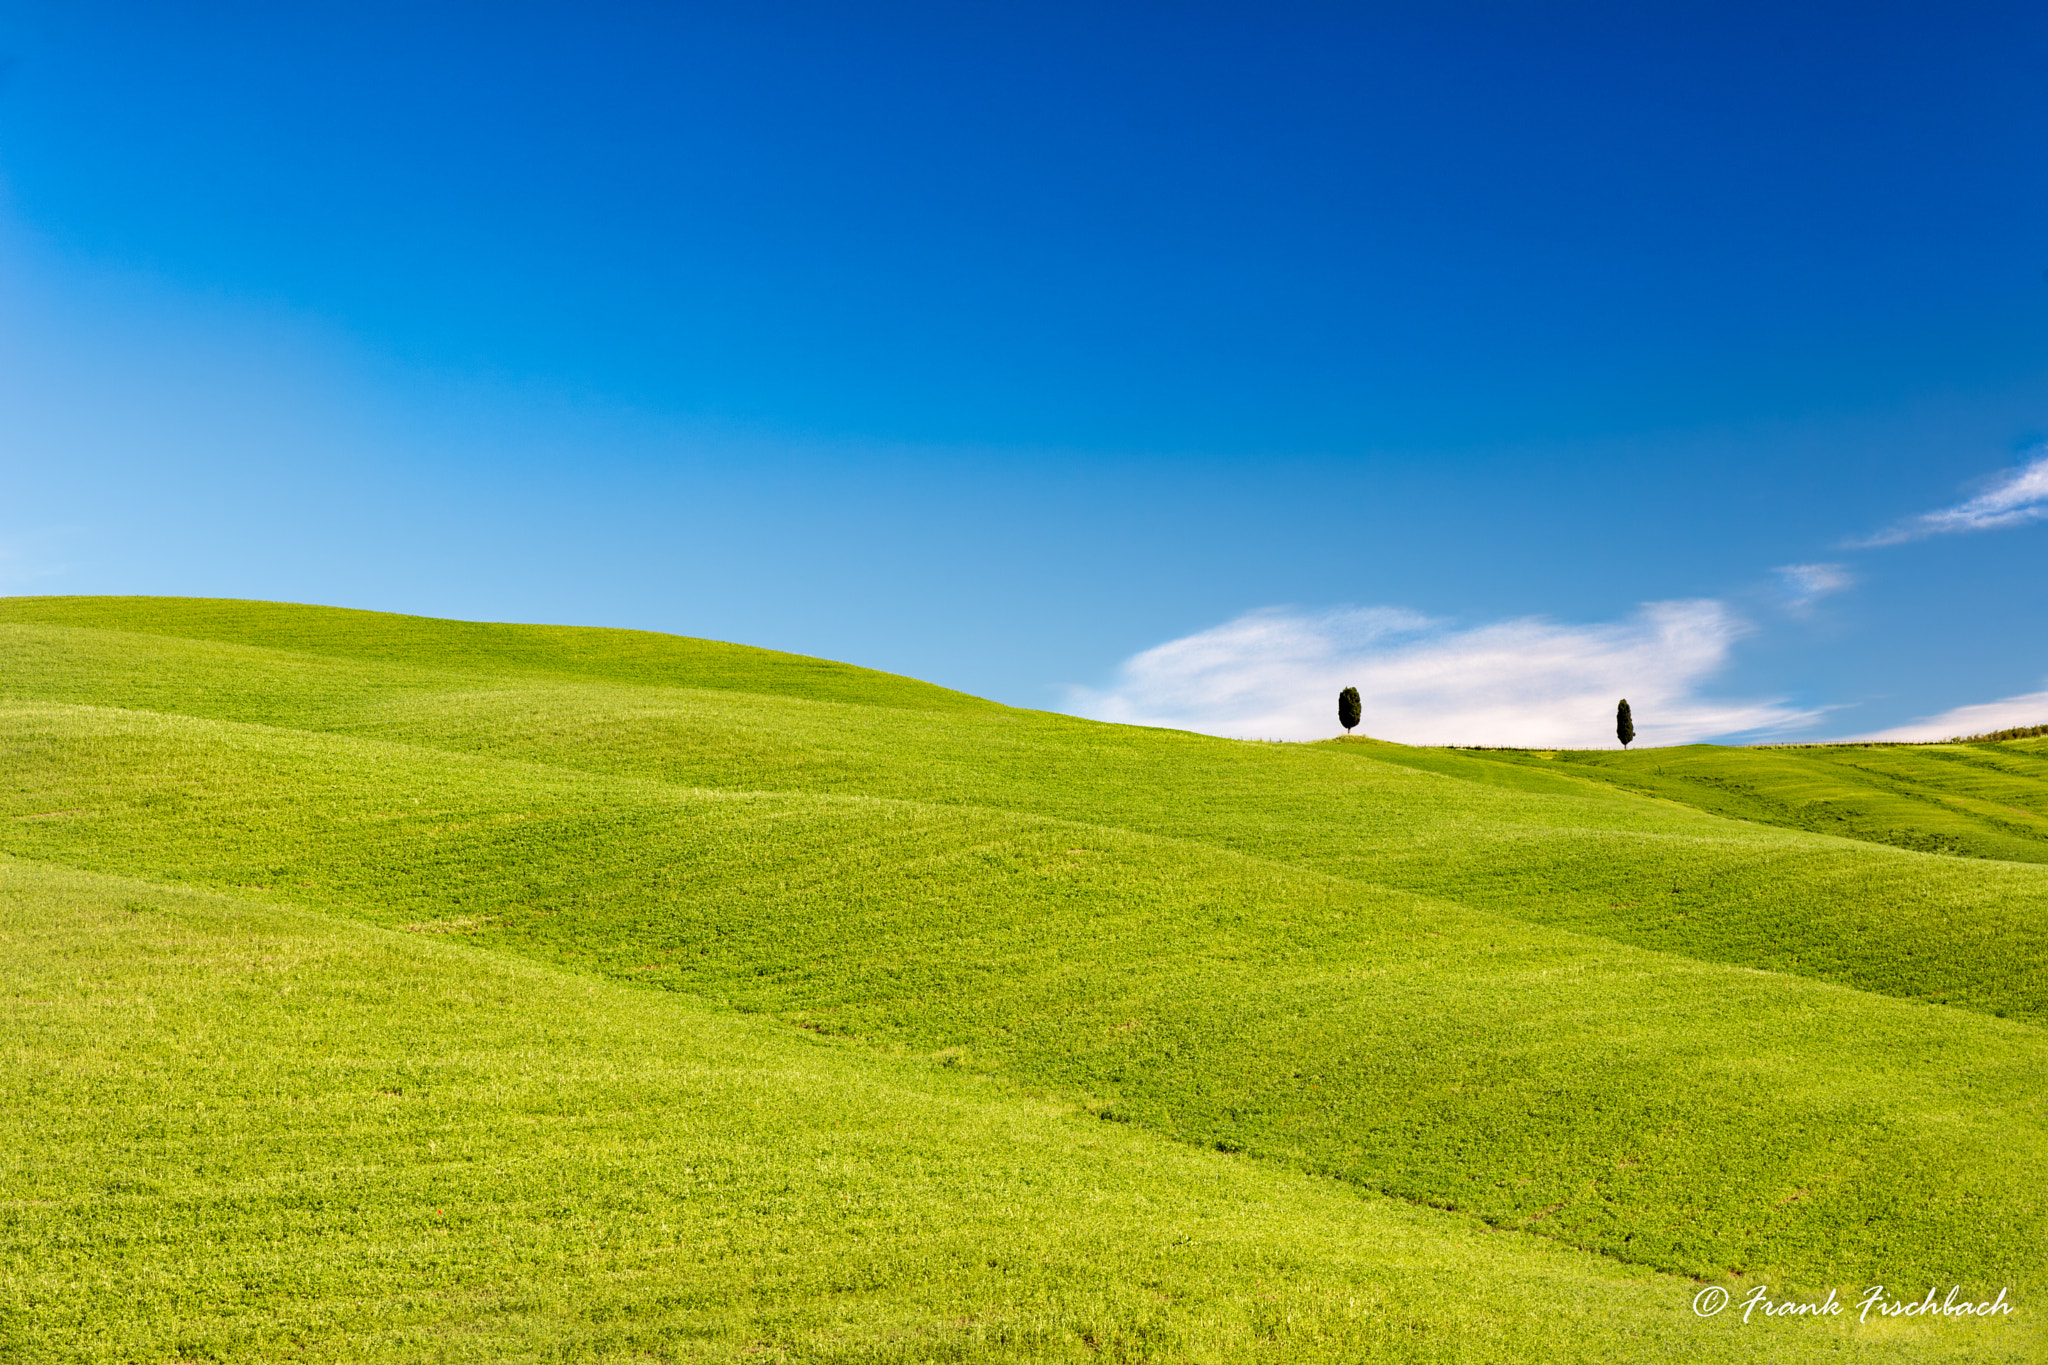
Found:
<box><xmin>1950</xmin><ymin>721</ymin><xmax>2048</xmax><ymax>743</ymax></box>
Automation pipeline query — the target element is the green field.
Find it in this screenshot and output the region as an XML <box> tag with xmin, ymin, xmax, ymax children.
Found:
<box><xmin>2</xmin><ymin>596</ymin><xmax>2042</xmax><ymax>1362</ymax></box>
<box><xmin>1408</xmin><ymin>742</ymin><xmax>2048</xmax><ymax>865</ymax></box>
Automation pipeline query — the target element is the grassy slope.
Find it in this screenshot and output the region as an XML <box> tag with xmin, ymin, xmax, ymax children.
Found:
<box><xmin>14</xmin><ymin>598</ymin><xmax>2041</xmax><ymax>861</ymax></box>
<box><xmin>6</xmin><ymin>618</ymin><xmax>2042</xmax><ymax>1024</ymax></box>
<box><xmin>1372</xmin><ymin>743</ymin><xmax>2048</xmax><ymax>865</ymax></box>
<box><xmin>0</xmin><ymin>595</ymin><xmax>988</xmax><ymax>713</ymax></box>
<box><xmin>0</xmin><ymin>602</ymin><xmax>2042</xmax><ymax>1314</ymax></box>
<box><xmin>20</xmin><ymin>859</ymin><xmax>1964</xmax><ymax>1365</ymax></box>
<box><xmin>9</xmin><ymin>699</ymin><xmax>2047</xmax><ymax>1294</ymax></box>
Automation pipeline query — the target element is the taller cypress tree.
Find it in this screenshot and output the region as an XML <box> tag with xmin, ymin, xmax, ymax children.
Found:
<box><xmin>1338</xmin><ymin>686</ymin><xmax>1362</xmax><ymax>735</ymax></box>
<box><xmin>1616</xmin><ymin>698</ymin><xmax>1635</xmax><ymax>748</ymax></box>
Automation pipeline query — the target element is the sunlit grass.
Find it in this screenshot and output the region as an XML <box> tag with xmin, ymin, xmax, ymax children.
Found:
<box><xmin>1</xmin><ymin>597</ymin><xmax>2043</xmax><ymax>1360</ymax></box>
<box><xmin>1388</xmin><ymin>740</ymin><xmax>2048</xmax><ymax>864</ymax></box>
<box><xmin>3</xmin><ymin>858</ymin><xmax>2032</xmax><ymax>1363</ymax></box>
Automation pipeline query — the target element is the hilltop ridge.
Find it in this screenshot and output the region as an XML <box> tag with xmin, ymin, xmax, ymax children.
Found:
<box><xmin>0</xmin><ymin>595</ymin><xmax>991</xmax><ymax>713</ymax></box>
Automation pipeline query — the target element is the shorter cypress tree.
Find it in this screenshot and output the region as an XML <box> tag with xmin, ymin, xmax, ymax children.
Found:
<box><xmin>1338</xmin><ymin>686</ymin><xmax>1362</xmax><ymax>735</ymax></box>
<box><xmin>1616</xmin><ymin>698</ymin><xmax>1635</xmax><ymax>748</ymax></box>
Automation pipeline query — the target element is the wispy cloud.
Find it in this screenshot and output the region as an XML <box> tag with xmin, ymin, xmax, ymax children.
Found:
<box><xmin>1837</xmin><ymin>687</ymin><xmax>2048</xmax><ymax>743</ymax></box>
<box><xmin>1850</xmin><ymin>450</ymin><xmax>2048</xmax><ymax>548</ymax></box>
<box><xmin>1067</xmin><ymin>601</ymin><xmax>1818</xmax><ymax>746</ymax></box>
<box><xmin>1773</xmin><ymin>562</ymin><xmax>1852</xmax><ymax>610</ymax></box>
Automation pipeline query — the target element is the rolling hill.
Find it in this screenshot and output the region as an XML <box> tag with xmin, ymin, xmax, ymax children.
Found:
<box><xmin>1392</xmin><ymin>740</ymin><xmax>2048</xmax><ymax>864</ymax></box>
<box><xmin>3</xmin><ymin>596</ymin><xmax>2042</xmax><ymax>1362</ymax></box>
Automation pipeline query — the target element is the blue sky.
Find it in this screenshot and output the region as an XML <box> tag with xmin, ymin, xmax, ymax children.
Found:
<box><xmin>3</xmin><ymin>1</ymin><xmax>2046</xmax><ymax>742</ymax></box>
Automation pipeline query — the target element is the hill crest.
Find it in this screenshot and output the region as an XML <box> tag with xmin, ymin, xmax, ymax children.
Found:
<box><xmin>0</xmin><ymin>595</ymin><xmax>992</xmax><ymax>713</ymax></box>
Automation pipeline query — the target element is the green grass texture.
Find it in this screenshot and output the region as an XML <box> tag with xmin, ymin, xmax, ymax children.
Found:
<box><xmin>0</xmin><ymin>595</ymin><xmax>988</xmax><ymax>712</ymax></box>
<box><xmin>1379</xmin><ymin>742</ymin><xmax>2048</xmax><ymax>865</ymax></box>
<box><xmin>3</xmin><ymin>596</ymin><xmax>2044</xmax><ymax>1360</ymax></box>
<box><xmin>13</xmin><ymin>858</ymin><xmax>2026</xmax><ymax>1363</ymax></box>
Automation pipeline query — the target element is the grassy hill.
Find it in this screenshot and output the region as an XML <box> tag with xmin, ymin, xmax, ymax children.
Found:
<box><xmin>3</xmin><ymin>597</ymin><xmax>2043</xmax><ymax>1362</ymax></box>
<box><xmin>0</xmin><ymin>595</ymin><xmax>988</xmax><ymax>712</ymax></box>
<box><xmin>1380</xmin><ymin>741</ymin><xmax>2048</xmax><ymax>864</ymax></box>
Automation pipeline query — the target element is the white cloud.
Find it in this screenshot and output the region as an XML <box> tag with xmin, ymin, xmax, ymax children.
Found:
<box><xmin>1838</xmin><ymin>688</ymin><xmax>2048</xmax><ymax>743</ymax></box>
<box><xmin>1773</xmin><ymin>562</ymin><xmax>1852</xmax><ymax>609</ymax></box>
<box><xmin>1851</xmin><ymin>450</ymin><xmax>2048</xmax><ymax>547</ymax></box>
<box><xmin>1068</xmin><ymin>601</ymin><xmax>1820</xmax><ymax>746</ymax></box>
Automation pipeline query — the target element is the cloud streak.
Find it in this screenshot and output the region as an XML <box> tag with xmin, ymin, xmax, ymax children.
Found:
<box><xmin>1850</xmin><ymin>450</ymin><xmax>2048</xmax><ymax>547</ymax></box>
<box><xmin>1837</xmin><ymin>687</ymin><xmax>2048</xmax><ymax>743</ymax></box>
<box><xmin>1069</xmin><ymin>601</ymin><xmax>1819</xmax><ymax>746</ymax></box>
<box><xmin>1773</xmin><ymin>562</ymin><xmax>1852</xmax><ymax>610</ymax></box>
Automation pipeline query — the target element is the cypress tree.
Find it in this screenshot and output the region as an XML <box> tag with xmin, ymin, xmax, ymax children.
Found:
<box><xmin>1338</xmin><ymin>686</ymin><xmax>1362</xmax><ymax>735</ymax></box>
<box><xmin>1616</xmin><ymin>698</ymin><xmax>1635</xmax><ymax>748</ymax></box>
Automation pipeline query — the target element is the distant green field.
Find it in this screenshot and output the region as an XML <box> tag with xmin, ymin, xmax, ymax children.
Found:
<box><xmin>2</xmin><ymin>597</ymin><xmax>2042</xmax><ymax>1362</ymax></box>
<box><xmin>1385</xmin><ymin>741</ymin><xmax>2048</xmax><ymax>865</ymax></box>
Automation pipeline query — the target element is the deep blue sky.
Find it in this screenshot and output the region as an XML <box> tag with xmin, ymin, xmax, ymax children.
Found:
<box><xmin>3</xmin><ymin>1</ymin><xmax>2046</xmax><ymax>734</ymax></box>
